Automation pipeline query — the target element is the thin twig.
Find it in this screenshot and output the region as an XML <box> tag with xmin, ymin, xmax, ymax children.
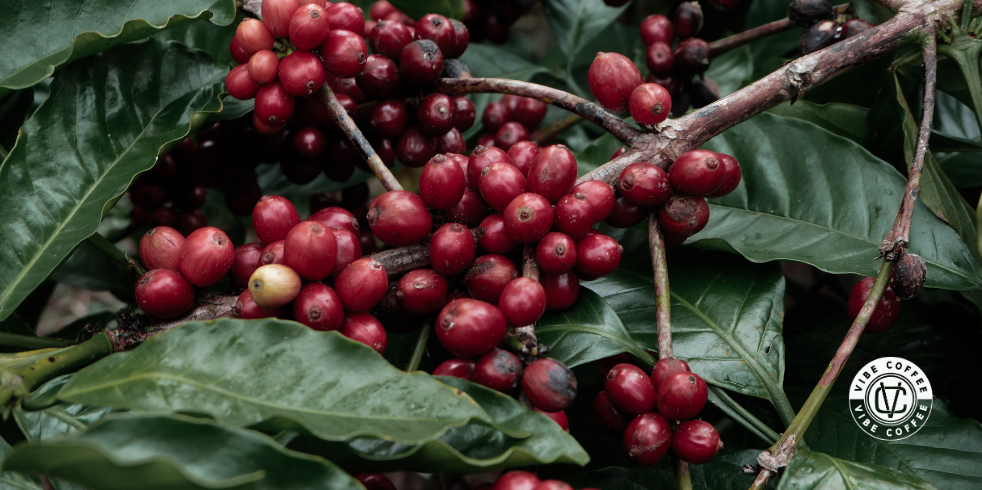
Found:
<box><xmin>406</xmin><ymin>320</ymin><xmax>431</xmax><ymax>372</ymax></box>
<box><xmin>648</xmin><ymin>213</ymin><xmax>673</xmax><ymax>360</ymax></box>
<box><xmin>709</xmin><ymin>18</ymin><xmax>797</xmax><ymax>56</ymax></box>
<box><xmin>532</xmin><ymin>114</ymin><xmax>585</xmax><ymax>144</ymax></box>
<box><xmin>514</xmin><ymin>245</ymin><xmax>539</xmax><ymax>352</ymax></box>
<box><xmin>674</xmin><ymin>455</ymin><xmax>694</xmax><ymax>490</ymax></box>
<box><xmin>87</xmin><ymin>232</ymin><xmax>147</xmax><ymax>279</ymax></box>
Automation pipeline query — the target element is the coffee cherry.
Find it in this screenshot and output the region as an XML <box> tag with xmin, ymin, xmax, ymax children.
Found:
<box><xmin>512</xmin><ymin>97</ymin><xmax>547</xmax><ymax>128</ymax></box>
<box><xmin>433</xmin><ymin>358</ymin><xmax>476</xmax><ymax>380</ymax></box>
<box><xmin>436</xmin><ymin>128</ymin><xmax>467</xmax><ymax>154</ymax></box>
<box><xmin>415</xmin><ymin>13</ymin><xmax>456</xmax><ymax>55</ymax></box>
<box><xmin>504</xmin><ymin>193</ymin><xmax>554</xmax><ymax>244</ymax></box>
<box><xmin>498</xmin><ymin>277</ymin><xmax>547</xmax><ymax>326</ymax></box>
<box><xmin>327</xmin><ymin>74</ymin><xmax>366</xmax><ymax>102</ymax></box>
<box><xmin>310</xmin><ymin>206</ymin><xmax>359</xmax><ymax>235</ymax></box>
<box><xmin>328</xmin><ymin>227</ymin><xmax>361</xmax><ymax>280</ymax></box>
<box><xmin>367</xmin><ymin>191</ymin><xmax>432</xmax><ymax>247</ymax></box>
<box><xmin>478</xmin><ymin>214</ymin><xmax>520</xmax><ymax>254</ymax></box>
<box><xmin>444</xmin><ymin>19</ymin><xmax>469</xmax><ymax>58</ymax></box>
<box><xmin>289</xmin><ymin>4</ymin><xmax>331</xmax><ymax>50</ymax></box>
<box><xmin>480</xmin><ymin>163</ymin><xmax>528</xmax><ymax>213</ymax></box>
<box><xmin>468</xmin><ymin>145</ymin><xmax>513</xmax><ymax>191</ymax></box>
<box><xmin>340</xmin><ymin>313</ymin><xmax>387</xmax><ymax>354</ymax></box>
<box><xmin>673</xmin><ymin>1</ymin><xmax>704</xmax><ymax>39</ymax></box>
<box><xmin>843</xmin><ymin>18</ymin><xmax>875</xmax><ymax>38</ymax></box>
<box><xmin>495</xmin><ymin>122</ymin><xmax>530</xmax><ymax>151</ymax></box>
<box><xmin>253</xmin><ymin>195</ymin><xmax>301</xmax><ymax>245</ymax></box>
<box><xmin>236</xmin><ymin>18</ymin><xmax>276</xmax><ymax>54</ymax></box>
<box><xmin>464</xmin><ymin>254</ymin><xmax>518</xmax><ymax>304</ymax></box>
<box><xmin>623</xmin><ymin>412</ymin><xmax>671</xmax><ymax>466</ymax></box>
<box><xmin>619</xmin><ymin>162</ymin><xmax>672</xmax><ymax>207</ymax></box>
<box><xmin>673</xmin><ymin>420</ymin><xmax>722</xmax><ymax>464</ymax></box>
<box><xmin>230</xmin><ymin>243</ymin><xmax>264</xmax><ymax>289</ymax></box>
<box><xmin>284</xmin><ymin>221</ymin><xmax>338</xmax><ymax>281</ymax></box>
<box><xmin>799</xmin><ymin>19</ymin><xmax>838</xmax><ymax>55</ymax></box>
<box><xmin>553</xmin><ymin>193</ymin><xmax>595</xmax><ymax>240</ymax></box>
<box><xmin>473</xmin><ymin>348</ymin><xmax>523</xmax><ymax>393</ymax></box>
<box><xmin>640</xmin><ymin>14</ymin><xmax>674</xmax><ymax>46</ymax></box>
<box><xmin>225</xmin><ymin>65</ymin><xmax>260</xmax><ymax>100</ymax></box>
<box><xmin>535</xmin><ymin>481</ymin><xmax>573</xmax><ymax>490</ymax></box>
<box><xmin>396</xmin><ymin>269</ymin><xmax>448</xmax><ymax>315</ymax></box>
<box><xmin>629</xmin><ymin>84</ymin><xmax>673</xmax><ymax>127</ymax></box>
<box><xmin>644</xmin><ymin>42</ymin><xmax>674</xmax><ymax>78</ymax></box>
<box><xmin>536</xmin><ymin>232</ymin><xmax>577</xmax><ymax>274</ymax></box>
<box><xmin>357</xmin><ymin>54</ymin><xmax>401</xmax><ymax>99</ymax></box>
<box><xmin>326</xmin><ymin>2</ymin><xmax>365</xmax><ymax>35</ymax></box>
<box><xmin>367</xmin><ymin>99</ymin><xmax>407</xmax><ymax>140</ymax></box>
<box><xmin>540</xmin><ymin>271</ymin><xmax>579</xmax><ymax>310</ymax></box>
<box><xmin>430</xmin><ymin>223</ymin><xmax>477</xmax><ymax>276</ymax></box>
<box><xmin>418</xmin><ymin>154</ymin><xmax>466</xmax><ymax>211</ymax></box>
<box><xmin>574</xmin><ymin>234</ymin><xmax>622</xmax><ymax>280</ymax></box>
<box><xmin>605</xmin><ymin>363</ymin><xmax>657</xmax><ymax>415</ymax></box>
<box><xmin>436</xmin><ymin>298</ymin><xmax>507</xmax><ymax>357</ymax></box>
<box><xmin>417</xmin><ymin>93</ymin><xmax>456</xmax><ymax>137</ymax></box>
<box><xmin>651</xmin><ymin>357</ymin><xmax>692</xmax><ymax>391</ymax></box>
<box><xmin>453</xmin><ymin>96</ymin><xmax>477</xmax><ymax>131</ymax></box>
<box><xmin>354</xmin><ymin>473</ymin><xmax>396</xmax><ymax>490</ymax></box>
<box><xmin>440</xmin><ymin>187</ymin><xmax>491</xmax><ymax>227</ymax></box>
<box><xmin>482</xmin><ymin>101</ymin><xmax>513</xmax><ymax>133</ymax></box>
<box><xmin>255</xmin><ymin>82</ymin><xmax>296</xmax><ymax>128</ymax></box>
<box><xmin>494</xmin><ymin>471</ymin><xmax>540</xmax><ymax>490</ymax></box>
<box><xmin>136</xmin><ymin>269</ymin><xmax>195</xmax><ymax>319</ymax></box>
<box><xmin>292</xmin><ymin>127</ymin><xmax>327</xmax><ymax>158</ymax></box>
<box><xmin>396</xmin><ymin>127</ymin><xmax>439</xmax><ymax>168</ymax></box>
<box><xmin>261</xmin><ymin>240</ymin><xmax>286</xmax><ymax>266</ymax></box>
<box><xmin>570</xmin><ymin>181</ymin><xmax>615</xmax><ymax>224</ymax></box>
<box><xmin>706</xmin><ymin>153</ymin><xmax>742</xmax><ymax>198</ymax></box>
<box><xmin>178</xmin><ymin>227</ymin><xmax>234</xmax><ymax>287</ymax></box>
<box><xmin>249</xmin><ymin>264</ymin><xmax>302</xmax><ymax>308</ymax></box>
<box><xmin>140</xmin><ymin>226</ymin><xmax>185</xmax><ymax>272</ymax></box>
<box><xmin>475</xmin><ymin>133</ymin><xmax>495</xmax><ymax>148</ymax></box>
<box><xmin>788</xmin><ymin>0</ymin><xmax>833</xmax><ymax>27</ymax></box>
<box><xmin>674</xmin><ymin>38</ymin><xmax>711</xmax><ymax>76</ymax></box>
<box><xmin>594</xmin><ymin>391</ymin><xmax>629</xmax><ymax>434</ymax></box>
<box><xmin>400</xmin><ymin>40</ymin><xmax>444</xmax><ymax>85</ymax></box>
<box><xmin>507</xmin><ymin>141</ymin><xmax>539</xmax><ymax>177</ymax></box>
<box><xmin>588</xmin><ymin>52</ymin><xmax>643</xmax><ymax>113</ymax></box>
<box><xmin>229</xmin><ymin>37</ymin><xmax>252</xmax><ymax>64</ymax></box>
<box><xmin>892</xmin><ymin>253</ymin><xmax>926</xmax><ymax>301</ymax></box>
<box><xmin>658</xmin><ymin>194</ymin><xmax>710</xmax><ymax>237</ymax></box>
<box><xmin>293</xmin><ymin>283</ymin><xmax>345</xmax><ymax>331</ymax></box>
<box><xmin>335</xmin><ymin>258</ymin><xmax>388</xmax><ymax>312</ymax></box>
<box><xmin>527</xmin><ymin>145</ymin><xmax>577</xmax><ymax>204</ymax></box>
<box><xmin>369</xmin><ymin>20</ymin><xmax>413</xmax><ymax>60</ymax></box>
<box><xmin>369</xmin><ymin>0</ymin><xmax>397</xmax><ymax>20</ymax></box>
<box><xmin>262</xmin><ymin>0</ymin><xmax>299</xmax><ymax>37</ymax></box>
<box><xmin>534</xmin><ymin>408</ymin><xmax>569</xmax><ymax>432</ymax></box>
<box><xmin>523</xmin><ymin>358</ymin><xmax>577</xmax><ymax>412</ymax></box>
<box><xmin>648</xmin><ymin>73</ymin><xmax>682</xmax><ymax>97</ymax></box>
<box><xmin>321</xmin><ymin>30</ymin><xmax>369</xmax><ymax>78</ymax></box>
<box><xmin>656</xmin><ymin>371</ymin><xmax>708</xmax><ymax>419</ymax></box>
<box><xmin>236</xmin><ymin>289</ymin><xmax>285</xmax><ymax>320</ymax></box>
<box><xmin>847</xmin><ymin>277</ymin><xmax>901</xmax><ymax>333</ymax></box>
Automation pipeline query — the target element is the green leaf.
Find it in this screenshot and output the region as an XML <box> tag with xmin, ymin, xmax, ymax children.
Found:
<box><xmin>705</xmin><ymin>46</ymin><xmax>754</xmax><ymax>97</ymax></box>
<box><xmin>0</xmin><ymin>436</ymin><xmax>42</xmax><ymax>490</ymax></box>
<box><xmin>2</xmin><ymin>413</ymin><xmax>363</xmax><ymax>490</ymax></box>
<box><xmin>155</xmin><ymin>12</ymin><xmax>240</xmax><ymax>67</ymax></box>
<box><xmin>0</xmin><ymin>90</ymin><xmax>34</xmax><ymax>151</ymax></box>
<box><xmin>16</xmin><ymin>375</ymin><xmax>121</xmax><ymax>441</ymax></box>
<box><xmin>48</xmin><ymin>240</ymin><xmax>133</xmax><ymax>301</ymax></box>
<box><xmin>536</xmin><ymin>288</ymin><xmax>655</xmax><ymax>368</ymax></box>
<box><xmin>574</xmin><ymin>133</ymin><xmax>623</xmax><ymax>174</ymax></box>
<box><xmin>779</xmin><ymin>449</ymin><xmax>939</xmax><ymax>490</ymax></box>
<box><xmin>57</xmin><ymin>319</ymin><xmax>524</xmax><ymax>445</ymax></box>
<box><xmin>0</xmin><ymin>39</ymin><xmax>228</xmax><ymax>320</ymax></box>
<box><xmin>694</xmin><ymin>112</ymin><xmax>982</xmax><ymax>291</ymax></box>
<box><xmin>564</xmin><ymin>450</ymin><xmax>766</xmax><ymax>490</ymax></box>
<box><xmin>939</xmin><ymin>153</ymin><xmax>982</xmax><ymax>189</ymax></box>
<box><xmin>0</xmin><ymin>0</ymin><xmax>235</xmax><ymax>91</ymax></box>
<box><xmin>767</xmin><ymin>101</ymin><xmax>869</xmax><ymax>145</ymax></box>
<box><xmin>388</xmin><ymin>0</ymin><xmax>465</xmax><ymax>20</ymax></box>
<box><xmin>541</xmin><ymin>0</ymin><xmax>629</xmax><ymax>61</ymax></box>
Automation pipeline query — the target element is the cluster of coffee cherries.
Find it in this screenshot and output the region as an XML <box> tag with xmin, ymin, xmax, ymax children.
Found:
<box><xmin>789</xmin><ymin>0</ymin><xmax>875</xmax><ymax>55</ymax></box>
<box><xmin>477</xmin><ymin>471</ymin><xmax>597</xmax><ymax>490</ymax></box>
<box><xmin>475</xmin><ymin>94</ymin><xmax>549</xmax><ymax>151</ymax></box>
<box><xmin>845</xmin><ymin>253</ymin><xmax>925</xmax><ymax>334</ymax></box>
<box><xmin>128</xmin><ymin>140</ymin><xmax>210</xmax><ymax>235</ymax></box>
<box><xmin>595</xmin><ymin>356</ymin><xmax>722</xmax><ymax>466</ymax></box>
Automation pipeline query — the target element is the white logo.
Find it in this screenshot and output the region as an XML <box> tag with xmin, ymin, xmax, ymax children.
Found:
<box><xmin>848</xmin><ymin>357</ymin><xmax>932</xmax><ymax>441</ymax></box>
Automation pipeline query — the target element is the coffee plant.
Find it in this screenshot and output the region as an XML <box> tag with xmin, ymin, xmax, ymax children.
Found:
<box><xmin>0</xmin><ymin>0</ymin><xmax>981</xmax><ymax>487</ymax></box>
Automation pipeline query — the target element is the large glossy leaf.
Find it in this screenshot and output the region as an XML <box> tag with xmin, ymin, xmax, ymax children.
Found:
<box><xmin>2</xmin><ymin>414</ymin><xmax>363</xmax><ymax>490</ymax></box>
<box><xmin>541</xmin><ymin>0</ymin><xmax>628</xmax><ymax>62</ymax></box>
<box><xmin>48</xmin><ymin>239</ymin><xmax>133</xmax><ymax>301</ymax></box>
<box><xmin>779</xmin><ymin>450</ymin><xmax>938</xmax><ymax>490</ymax></box>
<box><xmin>767</xmin><ymin>101</ymin><xmax>869</xmax><ymax>145</ymax></box>
<box><xmin>939</xmin><ymin>153</ymin><xmax>982</xmax><ymax>189</ymax></box>
<box><xmin>155</xmin><ymin>12</ymin><xmax>240</xmax><ymax>67</ymax></box>
<box><xmin>0</xmin><ymin>39</ymin><xmax>228</xmax><ymax>320</ymax></box>
<box><xmin>0</xmin><ymin>437</ymin><xmax>42</xmax><ymax>490</ymax></box>
<box><xmin>389</xmin><ymin>0</ymin><xmax>464</xmax><ymax>20</ymax></box>
<box><xmin>705</xmin><ymin>47</ymin><xmax>754</xmax><ymax>97</ymax></box>
<box><xmin>57</xmin><ymin>319</ymin><xmax>523</xmax><ymax>445</ymax></box>
<box><xmin>693</xmin><ymin>112</ymin><xmax>982</xmax><ymax>291</ymax></box>
<box><xmin>564</xmin><ymin>450</ymin><xmax>766</xmax><ymax>490</ymax></box>
<box><xmin>16</xmin><ymin>376</ymin><xmax>121</xmax><ymax>442</ymax></box>
<box><xmin>0</xmin><ymin>0</ymin><xmax>235</xmax><ymax>91</ymax></box>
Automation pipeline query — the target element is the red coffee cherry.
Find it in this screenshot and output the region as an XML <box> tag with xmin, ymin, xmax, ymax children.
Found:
<box><xmin>467</xmin><ymin>145</ymin><xmax>513</xmax><ymax>191</ymax></box>
<box><xmin>651</xmin><ymin>357</ymin><xmax>692</xmax><ymax>391</ymax></box>
<box><xmin>229</xmin><ymin>37</ymin><xmax>252</xmax><ymax>64</ymax></box>
<box><xmin>140</xmin><ymin>226</ymin><xmax>185</xmax><ymax>272</ymax></box>
<box><xmin>417</xmin><ymin>93</ymin><xmax>456</xmax><ymax>137</ymax></box>
<box><xmin>235</xmin><ymin>289</ymin><xmax>285</xmax><ymax>320</ymax></box>
<box><xmin>540</xmin><ymin>271</ymin><xmax>579</xmax><ymax>310</ymax></box>
<box><xmin>446</xmin><ymin>19</ymin><xmax>470</xmax><ymax>58</ymax></box>
<box><xmin>572</xmin><ymin>180</ymin><xmax>616</xmax><ymax>223</ymax></box>
<box><xmin>619</xmin><ymin>162</ymin><xmax>671</xmax><ymax>207</ymax></box>
<box><xmin>593</xmin><ymin>391</ymin><xmax>629</xmax><ymax>434</ymax></box>
<box><xmin>673</xmin><ymin>1</ymin><xmax>704</xmax><ymax>39</ymax></box>
<box><xmin>431</xmin><ymin>126</ymin><xmax>463</xmax><ymax>153</ymax></box>
<box><xmin>588</xmin><ymin>52</ymin><xmax>643</xmax><ymax>113</ymax></box>
<box><xmin>354</xmin><ymin>473</ymin><xmax>396</xmax><ymax>490</ymax></box>
<box><xmin>503</xmin><ymin>193</ymin><xmax>554</xmax><ymax>243</ymax></box>
<box><xmin>536</xmin><ymin>232</ymin><xmax>577</xmax><ymax>274</ymax></box>
<box><xmin>479</xmin><ymin>133</ymin><xmax>498</xmax><ymax>148</ymax></box>
<box><xmin>326</xmin><ymin>2</ymin><xmax>365</xmax><ymax>34</ymax></box>
<box><xmin>225</xmin><ymin>65</ymin><xmax>260</xmax><ymax>100</ymax></box>
<box><xmin>644</xmin><ymin>42</ymin><xmax>674</xmax><ymax>77</ymax></box>
<box><xmin>553</xmin><ymin>193</ymin><xmax>595</xmax><ymax>240</ymax></box>
<box><xmin>370</xmin><ymin>20</ymin><xmax>413</xmax><ymax>60</ymax></box>
<box><xmin>493</xmin><ymin>471</ymin><xmax>540</xmax><ymax>490</ymax></box>
<box><xmin>357</xmin><ymin>54</ymin><xmax>401</xmax><ymax>99</ymax></box>
<box><xmin>707</xmin><ymin>153</ymin><xmax>742</xmax><ymax>198</ymax></box>
<box><xmin>498</xmin><ymin>277</ymin><xmax>547</xmax><ymax>326</ymax></box>
<box><xmin>433</xmin><ymin>358</ymin><xmax>476</xmax><ymax>380</ymax></box>
<box><xmin>293</xmin><ymin>283</ymin><xmax>345</xmax><ymax>331</ymax></box>
<box><xmin>284</xmin><ymin>221</ymin><xmax>338</xmax><ymax>280</ymax></box>
<box><xmin>670</xmin><ymin>150</ymin><xmax>725</xmax><ymax>195</ymax></box>
<box><xmin>279</xmin><ymin>50</ymin><xmax>327</xmax><ymax>97</ymax></box>
<box><xmin>436</xmin><ymin>298</ymin><xmax>507</xmax><ymax>357</ymax></box>
<box><xmin>453</xmin><ymin>96</ymin><xmax>476</xmax><ymax>131</ymax></box>
<box><xmin>229</xmin><ymin>243</ymin><xmax>265</xmax><ymax>289</ymax></box>
<box><xmin>512</xmin><ymin>97</ymin><xmax>547</xmax><ymax>128</ymax></box>
<box><xmin>262</xmin><ymin>0</ymin><xmax>299</xmax><ymax>37</ymax></box>
<box><xmin>249</xmin><ymin>264</ymin><xmax>302</xmax><ymax>308</ymax></box>
<box><xmin>135</xmin><ymin>269</ymin><xmax>195</xmax><ymax>319</ymax></box>
<box><xmin>640</xmin><ymin>14</ymin><xmax>674</xmax><ymax>46</ymax></box>
<box><xmin>178</xmin><ymin>227</ymin><xmax>234</xmax><ymax>287</ymax></box>
<box><xmin>430</xmin><ymin>223</ymin><xmax>477</xmax><ymax>276</ymax></box>
<box><xmin>440</xmin><ymin>187</ymin><xmax>491</xmax><ymax>227</ymax></box>
<box><xmin>847</xmin><ymin>277</ymin><xmax>901</xmax><ymax>333</ymax></box>
<box><xmin>328</xmin><ymin>227</ymin><xmax>361</xmax><ymax>280</ymax></box>
<box><xmin>255</xmin><ymin>82</ymin><xmax>296</xmax><ymax>128</ymax></box>
<box><xmin>604</xmin><ymin>363</ymin><xmax>657</xmax><ymax>415</ymax></box>
<box><xmin>482</xmin><ymin>101</ymin><xmax>513</xmax><ymax>133</ymax></box>
<box><xmin>369</xmin><ymin>99</ymin><xmax>409</xmax><ymax>139</ymax></box>
<box><xmin>623</xmin><ymin>412</ymin><xmax>671</xmax><ymax>466</ymax></box>
<box><xmin>473</xmin><ymin>348</ymin><xmax>523</xmax><ymax>393</ymax></box>
<box><xmin>176</xmin><ymin>210</ymin><xmax>208</xmax><ymax>237</ymax></box>
<box><xmin>522</xmin><ymin>358</ymin><xmax>577</xmax><ymax>412</ymax></box>
<box><xmin>535</xmin><ymin>408</ymin><xmax>569</xmax><ymax>431</ymax></box>
<box><xmin>647</xmin><ymin>72</ymin><xmax>682</xmax><ymax>97</ymax></box>
<box><xmin>419</xmin><ymin>154</ymin><xmax>466</xmax><ymax>210</ymax></box>
<box><xmin>289</xmin><ymin>4</ymin><xmax>331</xmax><ymax>50</ymax></box>
<box><xmin>292</xmin><ymin>127</ymin><xmax>327</xmax><ymax>158</ymax></box>
<box><xmin>261</xmin><ymin>241</ymin><xmax>286</xmax><ymax>266</ymax></box>
<box><xmin>464</xmin><ymin>254</ymin><xmax>518</xmax><ymax>304</ymax></box>
<box><xmin>672</xmin><ymin>420</ymin><xmax>722</xmax><ymax>464</ymax></box>
<box><xmin>478</xmin><ymin>214</ymin><xmax>520</xmax><ymax>254</ymax></box>
<box><xmin>674</xmin><ymin>38</ymin><xmax>711</xmax><ymax>76</ymax></box>
<box><xmin>629</xmin><ymin>84</ymin><xmax>673</xmax><ymax>126</ymax></box>
<box><xmin>369</xmin><ymin>0</ymin><xmax>397</xmax><ymax>20</ymax></box>
<box><xmin>310</xmin><ymin>206</ymin><xmax>359</xmax><ymax>236</ymax></box>
<box><xmin>495</xmin><ymin>122</ymin><xmax>530</xmax><ymax>151</ymax></box>
<box><xmin>415</xmin><ymin>13</ymin><xmax>456</xmax><ymax>55</ymax></box>
<box><xmin>657</xmin><ymin>194</ymin><xmax>710</xmax><ymax>237</ymax></box>
<box><xmin>396</xmin><ymin>126</ymin><xmax>439</xmax><ymax>168</ymax></box>
<box><xmin>480</xmin><ymin>163</ymin><xmax>528</xmax><ymax>213</ymax></box>
<box><xmin>236</xmin><ymin>18</ymin><xmax>276</xmax><ymax>54</ymax></box>
<box><xmin>321</xmin><ymin>30</ymin><xmax>369</xmax><ymax>78</ymax></box>
<box><xmin>340</xmin><ymin>313</ymin><xmax>387</xmax><ymax>354</ymax></box>
<box><xmin>397</xmin><ymin>269</ymin><xmax>448</xmax><ymax>315</ymax></box>
<box><xmin>508</xmin><ymin>140</ymin><xmax>539</xmax><ymax>176</ymax></box>
<box><xmin>574</xmin><ymin>233</ymin><xmax>622</xmax><ymax>280</ymax></box>
<box><xmin>335</xmin><ymin>258</ymin><xmax>388</xmax><ymax>312</ymax></box>
<box><xmin>527</xmin><ymin>144</ymin><xmax>577</xmax><ymax>204</ymax></box>
<box><xmin>367</xmin><ymin>191</ymin><xmax>433</xmax><ymax>247</ymax></box>
<box><xmin>656</xmin><ymin>371</ymin><xmax>709</xmax><ymax>420</ymax></box>
<box><xmin>399</xmin><ymin>40</ymin><xmax>444</xmax><ymax>85</ymax></box>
